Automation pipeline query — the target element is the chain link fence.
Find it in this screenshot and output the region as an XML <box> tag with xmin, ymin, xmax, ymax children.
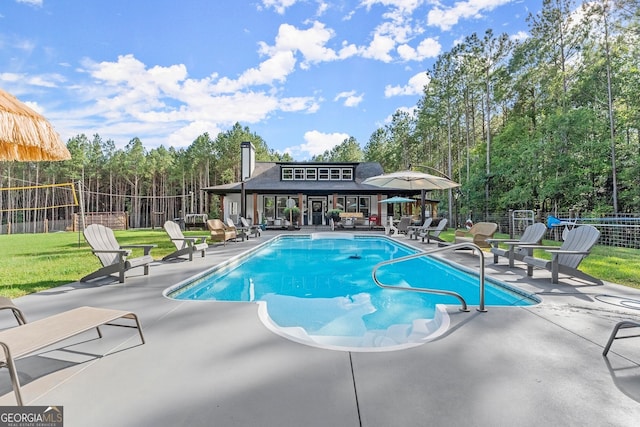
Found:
<box><xmin>475</xmin><ymin>210</ymin><xmax>640</xmax><ymax>249</ymax></box>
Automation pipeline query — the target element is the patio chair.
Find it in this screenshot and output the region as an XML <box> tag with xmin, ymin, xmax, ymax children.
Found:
<box><xmin>81</xmin><ymin>224</ymin><xmax>155</xmax><ymax>283</ymax></box>
<box><xmin>240</xmin><ymin>217</ymin><xmax>262</xmax><ymax>237</ymax></box>
<box><xmin>226</xmin><ymin>218</ymin><xmax>248</xmax><ymax>241</ymax></box>
<box><xmin>206</xmin><ymin>219</ymin><xmax>237</xmax><ymax>245</ymax></box>
<box><xmin>384</xmin><ymin>216</ymin><xmax>395</xmax><ymax>235</ymax></box>
<box><xmin>487</xmin><ymin>222</ymin><xmax>547</xmax><ymax>266</ymax></box>
<box><xmin>0</xmin><ymin>297</ymin><xmax>26</xmax><ymax>325</ymax></box>
<box><xmin>406</xmin><ymin>218</ymin><xmax>433</xmax><ymax>240</ymax></box>
<box><xmin>454</xmin><ymin>222</ymin><xmax>498</xmax><ymax>248</ymax></box>
<box><xmin>387</xmin><ymin>216</ymin><xmax>412</xmax><ymax>237</ymax></box>
<box><xmin>162</xmin><ymin>220</ymin><xmax>208</xmax><ymax>261</ymax></box>
<box><xmin>603</xmin><ymin>320</ymin><xmax>640</xmax><ymax>356</ymax></box>
<box><xmin>520</xmin><ymin>225</ymin><xmax>601</xmax><ymax>284</ymax></box>
<box><xmin>418</xmin><ymin>218</ymin><xmax>448</xmax><ymax>243</ymax></box>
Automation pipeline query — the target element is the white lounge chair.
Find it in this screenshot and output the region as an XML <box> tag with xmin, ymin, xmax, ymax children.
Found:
<box><xmin>487</xmin><ymin>222</ymin><xmax>547</xmax><ymax>267</ymax></box>
<box><xmin>81</xmin><ymin>224</ymin><xmax>155</xmax><ymax>283</ymax></box>
<box><xmin>520</xmin><ymin>225</ymin><xmax>601</xmax><ymax>284</ymax></box>
<box><xmin>162</xmin><ymin>220</ymin><xmax>208</xmax><ymax>261</ymax></box>
<box><xmin>406</xmin><ymin>218</ymin><xmax>433</xmax><ymax>240</ymax></box>
<box><xmin>418</xmin><ymin>218</ymin><xmax>448</xmax><ymax>243</ymax></box>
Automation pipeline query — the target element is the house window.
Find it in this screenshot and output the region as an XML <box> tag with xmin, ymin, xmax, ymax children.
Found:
<box><xmin>305</xmin><ymin>168</ymin><xmax>317</xmax><ymax>180</ymax></box>
<box><xmin>346</xmin><ymin>197</ymin><xmax>357</xmax><ymax>212</ymax></box>
<box><xmin>359</xmin><ymin>197</ymin><xmax>370</xmax><ymax>217</ymax></box>
<box><xmin>294</xmin><ymin>168</ymin><xmax>305</xmax><ymax>180</ymax></box>
<box><xmin>330</xmin><ymin>168</ymin><xmax>341</xmax><ymax>180</ymax></box>
<box><xmin>263</xmin><ymin>197</ymin><xmax>275</xmax><ymax>222</ymax></box>
<box><xmin>282</xmin><ymin>168</ymin><xmax>293</xmax><ymax>180</ymax></box>
<box><xmin>342</xmin><ymin>168</ymin><xmax>353</xmax><ymax>180</ymax></box>
<box><xmin>276</xmin><ymin>197</ymin><xmax>289</xmax><ymax>219</ymax></box>
<box><xmin>318</xmin><ymin>168</ymin><xmax>329</xmax><ymax>180</ymax></box>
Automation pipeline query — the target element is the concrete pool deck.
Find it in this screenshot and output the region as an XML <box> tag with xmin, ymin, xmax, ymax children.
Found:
<box><xmin>1</xmin><ymin>229</ymin><xmax>639</xmax><ymax>426</ymax></box>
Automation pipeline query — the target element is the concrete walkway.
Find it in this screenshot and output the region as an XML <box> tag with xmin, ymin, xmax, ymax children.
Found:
<box><xmin>1</xmin><ymin>230</ymin><xmax>639</xmax><ymax>426</ymax></box>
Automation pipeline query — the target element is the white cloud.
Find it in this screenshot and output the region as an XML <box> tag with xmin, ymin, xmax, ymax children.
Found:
<box><xmin>260</xmin><ymin>0</ymin><xmax>298</xmax><ymax>15</ymax></box>
<box><xmin>383</xmin><ymin>105</ymin><xmax>416</xmax><ymax>123</ymax></box>
<box><xmin>316</xmin><ymin>1</ymin><xmax>329</xmax><ymax>16</ymax></box>
<box><xmin>384</xmin><ymin>72</ymin><xmax>429</xmax><ymax>97</ymax></box>
<box><xmin>427</xmin><ymin>0</ymin><xmax>512</xmax><ymax>31</ymax></box>
<box><xmin>279</xmin><ymin>96</ymin><xmax>321</xmax><ymax>113</ymax></box>
<box><xmin>260</xmin><ymin>21</ymin><xmax>358</xmax><ymax>69</ymax></box>
<box><xmin>510</xmin><ymin>30</ymin><xmax>529</xmax><ymax>42</ymax></box>
<box><xmin>49</xmin><ymin>54</ymin><xmax>322</xmax><ymax>148</ymax></box>
<box><xmin>361</xmin><ymin>33</ymin><xmax>396</xmax><ymax>62</ymax></box>
<box><xmin>167</xmin><ymin>121</ymin><xmax>222</xmax><ymax>148</ymax></box>
<box><xmin>286</xmin><ymin>130</ymin><xmax>350</xmax><ymax>158</ymax></box>
<box><xmin>360</xmin><ymin>0</ymin><xmax>424</xmax><ymax>15</ymax></box>
<box><xmin>397</xmin><ymin>37</ymin><xmax>441</xmax><ymax>61</ymax></box>
<box><xmin>17</xmin><ymin>0</ymin><xmax>43</xmax><ymax>6</ymax></box>
<box><xmin>212</xmin><ymin>50</ymin><xmax>297</xmax><ymax>93</ymax></box>
<box><xmin>334</xmin><ymin>90</ymin><xmax>364</xmax><ymax>107</ymax></box>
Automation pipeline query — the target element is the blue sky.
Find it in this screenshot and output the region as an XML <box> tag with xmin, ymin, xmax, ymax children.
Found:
<box><xmin>1</xmin><ymin>0</ymin><xmax>535</xmax><ymax>160</ymax></box>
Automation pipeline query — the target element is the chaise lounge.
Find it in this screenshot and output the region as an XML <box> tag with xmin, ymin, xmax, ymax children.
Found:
<box><xmin>0</xmin><ymin>304</ymin><xmax>145</xmax><ymax>405</ymax></box>
<box><xmin>81</xmin><ymin>224</ymin><xmax>155</xmax><ymax>283</ymax></box>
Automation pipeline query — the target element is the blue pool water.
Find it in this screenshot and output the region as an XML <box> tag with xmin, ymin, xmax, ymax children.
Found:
<box><xmin>167</xmin><ymin>234</ymin><xmax>538</xmax><ymax>351</ymax></box>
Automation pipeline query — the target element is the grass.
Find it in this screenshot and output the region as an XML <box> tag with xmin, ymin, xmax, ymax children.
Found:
<box><xmin>1</xmin><ymin>228</ymin><xmax>639</xmax><ymax>298</ymax></box>
<box><xmin>0</xmin><ymin>229</ymin><xmax>203</xmax><ymax>298</ymax></box>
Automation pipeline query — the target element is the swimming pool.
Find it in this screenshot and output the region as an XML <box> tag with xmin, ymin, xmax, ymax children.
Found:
<box><xmin>165</xmin><ymin>234</ymin><xmax>538</xmax><ymax>351</ymax></box>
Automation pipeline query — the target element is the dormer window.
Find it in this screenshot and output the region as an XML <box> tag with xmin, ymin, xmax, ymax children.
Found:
<box><xmin>281</xmin><ymin>165</ymin><xmax>354</xmax><ymax>181</ymax></box>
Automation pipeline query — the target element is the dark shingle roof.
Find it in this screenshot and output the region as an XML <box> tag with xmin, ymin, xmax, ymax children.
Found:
<box><xmin>203</xmin><ymin>161</ymin><xmax>408</xmax><ymax>195</ymax></box>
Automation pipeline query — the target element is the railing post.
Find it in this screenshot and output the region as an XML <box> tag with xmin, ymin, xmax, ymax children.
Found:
<box><xmin>476</xmin><ymin>246</ymin><xmax>487</xmax><ymax>312</ymax></box>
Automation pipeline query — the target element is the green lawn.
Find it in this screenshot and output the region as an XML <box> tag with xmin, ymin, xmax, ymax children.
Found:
<box><xmin>1</xmin><ymin>229</ymin><xmax>638</xmax><ymax>298</ymax></box>
<box><xmin>0</xmin><ymin>229</ymin><xmax>196</xmax><ymax>298</ymax></box>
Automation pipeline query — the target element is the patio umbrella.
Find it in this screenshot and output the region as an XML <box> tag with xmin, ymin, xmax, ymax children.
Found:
<box><xmin>378</xmin><ymin>196</ymin><xmax>415</xmax><ymax>204</ymax></box>
<box><xmin>363</xmin><ymin>170</ymin><xmax>460</xmax><ymax>191</ymax></box>
<box><xmin>0</xmin><ymin>88</ymin><xmax>71</xmax><ymax>161</ymax></box>
<box><xmin>364</xmin><ymin>170</ymin><xmax>460</xmax><ymax>222</ymax></box>
<box><xmin>378</xmin><ymin>196</ymin><xmax>415</xmax><ymax>217</ymax></box>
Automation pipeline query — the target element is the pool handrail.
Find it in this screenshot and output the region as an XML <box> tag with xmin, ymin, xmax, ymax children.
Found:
<box><xmin>371</xmin><ymin>242</ymin><xmax>487</xmax><ymax>313</ymax></box>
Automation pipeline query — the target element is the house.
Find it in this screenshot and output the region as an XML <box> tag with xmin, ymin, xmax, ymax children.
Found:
<box><xmin>203</xmin><ymin>142</ymin><xmax>439</xmax><ymax>228</ymax></box>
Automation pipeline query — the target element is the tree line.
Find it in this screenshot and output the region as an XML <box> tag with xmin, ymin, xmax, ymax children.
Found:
<box><xmin>1</xmin><ymin>0</ymin><xmax>638</xmax><ymax>228</ymax></box>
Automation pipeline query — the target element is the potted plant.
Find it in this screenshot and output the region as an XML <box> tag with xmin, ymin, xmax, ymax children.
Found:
<box><xmin>283</xmin><ymin>206</ymin><xmax>301</xmax><ymax>230</ymax></box>
<box><xmin>326</xmin><ymin>209</ymin><xmax>343</xmax><ymax>223</ymax></box>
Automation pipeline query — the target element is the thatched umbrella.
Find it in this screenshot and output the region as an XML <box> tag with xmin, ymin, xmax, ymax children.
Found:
<box><xmin>0</xmin><ymin>88</ymin><xmax>71</xmax><ymax>161</ymax></box>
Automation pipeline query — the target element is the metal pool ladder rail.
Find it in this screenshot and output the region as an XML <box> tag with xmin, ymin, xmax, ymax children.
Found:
<box><xmin>371</xmin><ymin>242</ymin><xmax>487</xmax><ymax>312</ymax></box>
